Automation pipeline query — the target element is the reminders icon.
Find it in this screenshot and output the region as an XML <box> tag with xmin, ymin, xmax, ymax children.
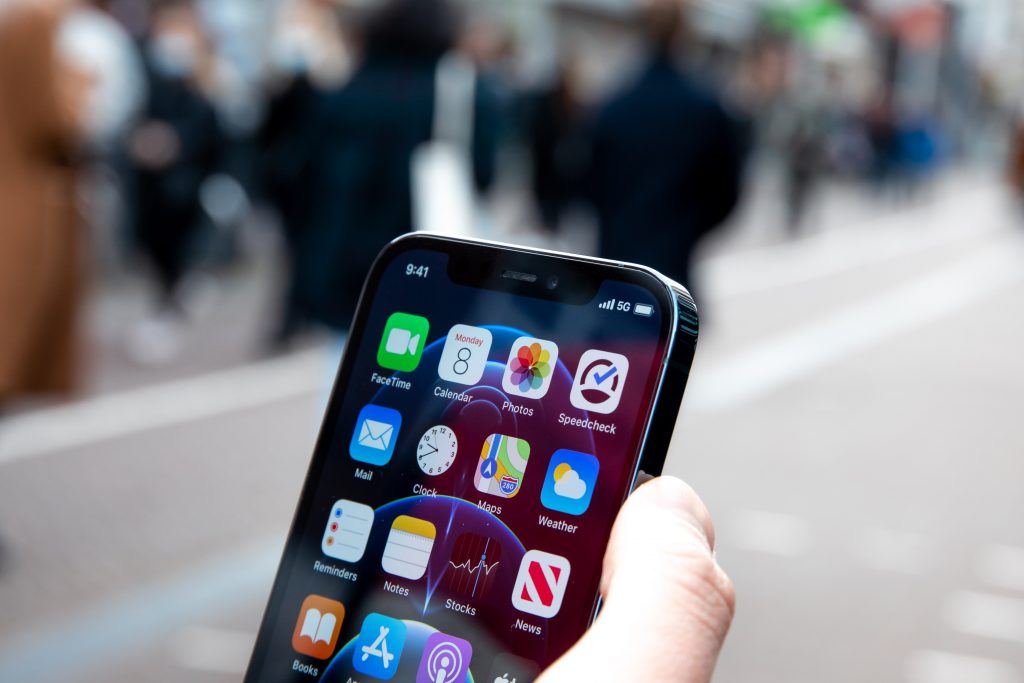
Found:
<box><xmin>350</xmin><ymin>404</ymin><xmax>401</xmax><ymax>466</ymax></box>
<box><xmin>322</xmin><ymin>499</ymin><xmax>374</xmax><ymax>562</ymax></box>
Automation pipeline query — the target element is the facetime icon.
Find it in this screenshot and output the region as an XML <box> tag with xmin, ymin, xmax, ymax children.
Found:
<box><xmin>378</xmin><ymin>312</ymin><xmax>429</xmax><ymax>371</ymax></box>
<box><xmin>387</xmin><ymin>328</ymin><xmax>419</xmax><ymax>355</ymax></box>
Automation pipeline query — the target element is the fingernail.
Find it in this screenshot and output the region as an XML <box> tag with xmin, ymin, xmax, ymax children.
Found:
<box><xmin>650</xmin><ymin>476</ymin><xmax>716</xmax><ymax>551</ymax></box>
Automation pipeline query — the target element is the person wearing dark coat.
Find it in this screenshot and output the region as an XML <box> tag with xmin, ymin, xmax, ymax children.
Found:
<box><xmin>129</xmin><ymin>2</ymin><xmax>220</xmax><ymax>312</ymax></box>
<box><xmin>526</xmin><ymin>63</ymin><xmax>588</xmax><ymax>234</ymax></box>
<box><xmin>589</xmin><ymin>1</ymin><xmax>744</xmax><ymax>297</ymax></box>
<box><xmin>295</xmin><ymin>0</ymin><xmax>500</xmax><ymax>332</ymax></box>
<box><xmin>260</xmin><ymin>73</ymin><xmax>323</xmax><ymax>347</ymax></box>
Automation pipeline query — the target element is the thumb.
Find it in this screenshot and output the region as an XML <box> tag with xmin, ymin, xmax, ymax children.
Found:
<box><xmin>538</xmin><ymin>476</ymin><xmax>736</xmax><ymax>683</ymax></box>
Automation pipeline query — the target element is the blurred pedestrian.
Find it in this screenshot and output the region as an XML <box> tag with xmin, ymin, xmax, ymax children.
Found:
<box><xmin>526</xmin><ymin>60</ymin><xmax>589</xmax><ymax>234</ymax></box>
<box><xmin>0</xmin><ymin>0</ymin><xmax>89</xmax><ymax>406</ymax></box>
<box><xmin>295</xmin><ymin>0</ymin><xmax>500</xmax><ymax>332</ymax></box>
<box><xmin>589</xmin><ymin>0</ymin><xmax>744</xmax><ymax>296</ymax></box>
<box><xmin>58</xmin><ymin>0</ymin><xmax>147</xmax><ymax>152</ymax></box>
<box><xmin>866</xmin><ymin>91</ymin><xmax>899</xmax><ymax>194</ymax></box>
<box><xmin>783</xmin><ymin>113</ymin><xmax>827</xmax><ymax>234</ymax></box>
<box><xmin>1009</xmin><ymin>113</ymin><xmax>1024</xmax><ymax>212</ymax></box>
<box><xmin>260</xmin><ymin>0</ymin><xmax>351</xmax><ymax>350</ymax></box>
<box><xmin>125</xmin><ymin>0</ymin><xmax>221</xmax><ymax>364</ymax></box>
<box><xmin>58</xmin><ymin>0</ymin><xmax>147</xmax><ymax>275</ymax></box>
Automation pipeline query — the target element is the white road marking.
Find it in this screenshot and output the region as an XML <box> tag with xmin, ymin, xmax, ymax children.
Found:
<box><xmin>850</xmin><ymin>527</ymin><xmax>935</xmax><ymax>576</ymax></box>
<box><xmin>0</xmin><ymin>536</ymin><xmax>281</xmax><ymax>683</ymax></box>
<box><xmin>978</xmin><ymin>544</ymin><xmax>1024</xmax><ymax>594</ymax></box>
<box><xmin>687</xmin><ymin>239</ymin><xmax>1024</xmax><ymax>415</ymax></box>
<box><xmin>943</xmin><ymin>591</ymin><xmax>1024</xmax><ymax>644</ymax></box>
<box><xmin>0</xmin><ymin>348</ymin><xmax>326</xmax><ymax>465</ymax></box>
<box><xmin>905</xmin><ymin>650</ymin><xmax>1022</xmax><ymax>683</ymax></box>
<box><xmin>726</xmin><ymin>509</ymin><xmax>811</xmax><ymax>557</ymax></box>
<box><xmin>171</xmin><ymin>625</ymin><xmax>256</xmax><ymax>674</ymax></box>
<box><xmin>699</xmin><ymin>183</ymin><xmax>1007</xmax><ymax>299</ymax></box>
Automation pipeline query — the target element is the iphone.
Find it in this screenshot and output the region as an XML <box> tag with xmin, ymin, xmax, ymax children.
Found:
<box><xmin>245</xmin><ymin>234</ymin><xmax>700</xmax><ymax>682</ymax></box>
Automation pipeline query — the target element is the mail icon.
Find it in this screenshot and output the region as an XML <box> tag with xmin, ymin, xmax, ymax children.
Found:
<box><xmin>359</xmin><ymin>420</ymin><xmax>394</xmax><ymax>451</ymax></box>
<box><xmin>350</xmin><ymin>404</ymin><xmax>402</xmax><ymax>466</ymax></box>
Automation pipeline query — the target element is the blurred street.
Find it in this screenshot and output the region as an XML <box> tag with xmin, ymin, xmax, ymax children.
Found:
<box><xmin>3</xmin><ymin>0</ymin><xmax>1024</xmax><ymax>681</ymax></box>
<box><xmin>2</xmin><ymin>171</ymin><xmax>1023</xmax><ymax>683</ymax></box>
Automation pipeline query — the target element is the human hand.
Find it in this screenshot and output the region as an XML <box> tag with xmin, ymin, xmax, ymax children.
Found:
<box><xmin>538</xmin><ymin>477</ymin><xmax>735</xmax><ymax>683</ymax></box>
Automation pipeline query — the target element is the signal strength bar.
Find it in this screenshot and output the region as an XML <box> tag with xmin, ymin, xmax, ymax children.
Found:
<box><xmin>598</xmin><ymin>299</ymin><xmax>616</xmax><ymax>310</ymax></box>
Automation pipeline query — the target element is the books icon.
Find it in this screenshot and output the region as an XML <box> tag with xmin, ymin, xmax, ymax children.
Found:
<box><xmin>291</xmin><ymin>594</ymin><xmax>345</xmax><ymax>659</ymax></box>
<box><xmin>381</xmin><ymin>515</ymin><xmax>436</xmax><ymax>580</ymax></box>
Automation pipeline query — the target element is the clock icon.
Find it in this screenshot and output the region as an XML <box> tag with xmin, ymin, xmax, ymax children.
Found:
<box><xmin>416</xmin><ymin>425</ymin><xmax>458</xmax><ymax>476</ymax></box>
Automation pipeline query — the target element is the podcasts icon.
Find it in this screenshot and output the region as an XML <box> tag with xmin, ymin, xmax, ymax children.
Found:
<box><xmin>415</xmin><ymin>632</ymin><xmax>472</xmax><ymax>683</ymax></box>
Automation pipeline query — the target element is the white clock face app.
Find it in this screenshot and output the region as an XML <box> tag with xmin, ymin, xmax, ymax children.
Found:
<box><xmin>417</xmin><ymin>425</ymin><xmax>458</xmax><ymax>476</ymax></box>
<box><xmin>438</xmin><ymin>324</ymin><xmax>492</xmax><ymax>385</ymax></box>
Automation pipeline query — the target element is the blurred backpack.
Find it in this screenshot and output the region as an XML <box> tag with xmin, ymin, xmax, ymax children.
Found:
<box><xmin>411</xmin><ymin>52</ymin><xmax>477</xmax><ymax>237</ymax></box>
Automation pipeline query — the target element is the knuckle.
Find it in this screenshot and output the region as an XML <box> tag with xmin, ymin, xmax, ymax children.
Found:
<box><xmin>673</xmin><ymin>551</ymin><xmax>736</xmax><ymax>635</ymax></box>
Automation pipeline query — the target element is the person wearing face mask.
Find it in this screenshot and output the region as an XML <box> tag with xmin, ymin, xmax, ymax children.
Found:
<box><xmin>125</xmin><ymin>0</ymin><xmax>221</xmax><ymax>364</ymax></box>
<box><xmin>259</xmin><ymin>0</ymin><xmax>351</xmax><ymax>351</ymax></box>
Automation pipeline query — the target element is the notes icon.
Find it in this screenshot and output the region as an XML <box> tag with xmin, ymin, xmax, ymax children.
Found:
<box><xmin>381</xmin><ymin>515</ymin><xmax>436</xmax><ymax>580</ymax></box>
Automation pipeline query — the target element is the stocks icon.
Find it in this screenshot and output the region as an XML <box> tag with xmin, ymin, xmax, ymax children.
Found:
<box><xmin>445</xmin><ymin>532</ymin><xmax>502</xmax><ymax>599</ymax></box>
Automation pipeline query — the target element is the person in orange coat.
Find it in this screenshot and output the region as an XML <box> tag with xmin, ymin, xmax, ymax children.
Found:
<box><xmin>1008</xmin><ymin>114</ymin><xmax>1024</xmax><ymax>208</ymax></box>
<box><xmin>0</xmin><ymin>0</ymin><xmax>88</xmax><ymax>407</ymax></box>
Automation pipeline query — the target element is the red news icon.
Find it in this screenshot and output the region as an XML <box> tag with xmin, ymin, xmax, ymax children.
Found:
<box><xmin>512</xmin><ymin>550</ymin><xmax>571</xmax><ymax>618</ymax></box>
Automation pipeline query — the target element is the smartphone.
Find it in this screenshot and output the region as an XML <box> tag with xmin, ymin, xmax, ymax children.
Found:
<box><xmin>245</xmin><ymin>234</ymin><xmax>699</xmax><ymax>682</ymax></box>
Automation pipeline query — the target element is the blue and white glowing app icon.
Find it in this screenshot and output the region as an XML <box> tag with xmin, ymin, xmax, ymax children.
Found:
<box><xmin>350</xmin><ymin>404</ymin><xmax>402</xmax><ymax>466</ymax></box>
<box><xmin>540</xmin><ymin>449</ymin><xmax>599</xmax><ymax>516</ymax></box>
<box><xmin>352</xmin><ymin>613</ymin><xmax>407</xmax><ymax>680</ymax></box>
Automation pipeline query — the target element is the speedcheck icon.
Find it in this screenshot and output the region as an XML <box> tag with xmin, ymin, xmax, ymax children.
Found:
<box><xmin>350</xmin><ymin>404</ymin><xmax>402</xmax><ymax>466</ymax></box>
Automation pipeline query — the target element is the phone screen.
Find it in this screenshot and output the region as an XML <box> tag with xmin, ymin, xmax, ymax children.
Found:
<box><xmin>246</xmin><ymin>238</ymin><xmax>678</xmax><ymax>682</ymax></box>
